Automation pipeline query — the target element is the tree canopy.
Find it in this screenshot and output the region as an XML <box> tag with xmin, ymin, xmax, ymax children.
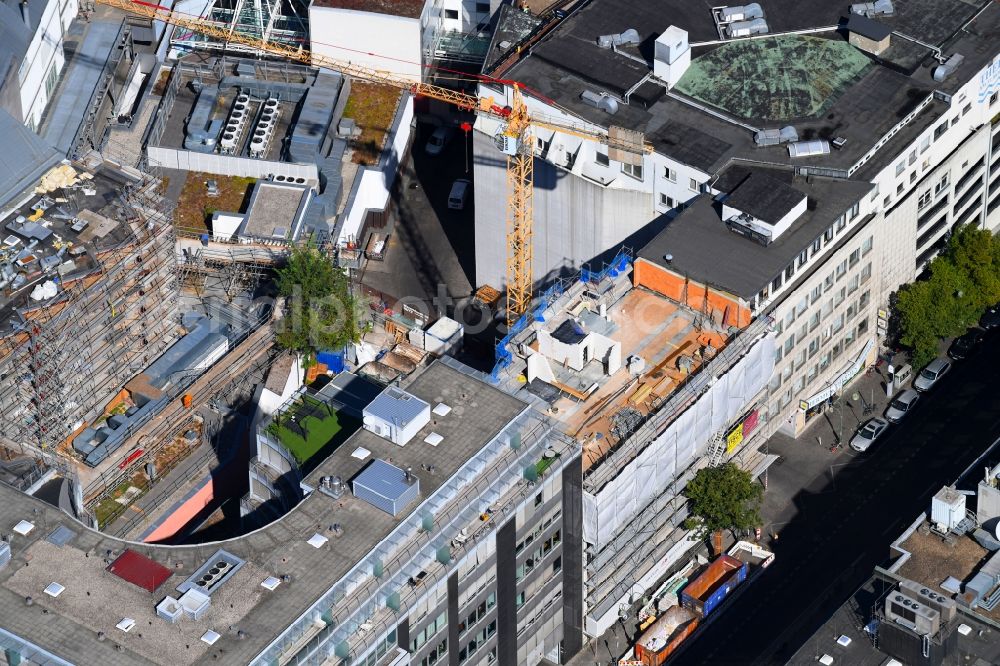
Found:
<box><xmin>275</xmin><ymin>246</ymin><xmax>361</xmax><ymax>355</ymax></box>
<box><xmin>895</xmin><ymin>225</ymin><xmax>1000</xmax><ymax>368</ymax></box>
<box><xmin>682</xmin><ymin>462</ymin><xmax>763</xmax><ymax>540</ymax></box>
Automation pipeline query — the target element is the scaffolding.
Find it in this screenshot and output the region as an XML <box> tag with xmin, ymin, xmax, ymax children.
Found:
<box><xmin>0</xmin><ymin>176</ymin><xmax>180</xmax><ymax>457</ymax></box>
<box><xmin>169</xmin><ymin>0</ymin><xmax>309</xmax><ymax>55</ymax></box>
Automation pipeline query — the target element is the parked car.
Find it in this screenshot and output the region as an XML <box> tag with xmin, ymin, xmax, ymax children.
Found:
<box><xmin>979</xmin><ymin>305</ymin><xmax>1000</xmax><ymax>330</ymax></box>
<box><xmin>885</xmin><ymin>389</ymin><xmax>920</xmax><ymax>422</ymax></box>
<box><xmin>914</xmin><ymin>358</ymin><xmax>951</xmax><ymax>391</ymax></box>
<box><xmin>448</xmin><ymin>179</ymin><xmax>471</xmax><ymax>210</ymax></box>
<box><xmin>948</xmin><ymin>329</ymin><xmax>984</xmax><ymax>360</ymax></box>
<box><xmin>425</xmin><ymin>127</ymin><xmax>453</xmax><ymax>156</ymax></box>
<box><xmin>850</xmin><ymin>417</ymin><xmax>889</xmax><ymax>453</ymax></box>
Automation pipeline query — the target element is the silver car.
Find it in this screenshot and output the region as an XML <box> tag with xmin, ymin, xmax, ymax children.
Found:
<box><xmin>885</xmin><ymin>389</ymin><xmax>920</xmax><ymax>423</ymax></box>
<box><xmin>850</xmin><ymin>417</ymin><xmax>889</xmax><ymax>452</ymax></box>
<box><xmin>914</xmin><ymin>357</ymin><xmax>951</xmax><ymax>391</ymax></box>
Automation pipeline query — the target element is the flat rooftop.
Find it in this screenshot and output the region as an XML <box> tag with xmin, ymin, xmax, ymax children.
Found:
<box><xmin>0</xmin><ymin>361</ymin><xmax>529</xmax><ymax>665</ymax></box>
<box><xmin>789</xmin><ymin>573</ymin><xmax>1000</xmax><ymax>666</ymax></box>
<box><xmin>638</xmin><ymin>166</ymin><xmax>873</xmax><ymax>300</ymax></box>
<box><xmin>240</xmin><ymin>182</ymin><xmax>309</xmax><ymax>241</ymax></box>
<box><xmin>503</xmin><ymin>0</ymin><xmax>999</xmax><ymax>177</ymax></box>
<box><xmin>310</xmin><ymin>0</ymin><xmax>424</xmax><ymax>18</ymax></box>
<box><xmin>0</xmin><ymin>164</ymin><xmax>143</xmax><ymax>337</ymax></box>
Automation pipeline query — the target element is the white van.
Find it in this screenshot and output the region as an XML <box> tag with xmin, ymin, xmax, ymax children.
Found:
<box><xmin>448</xmin><ymin>179</ymin><xmax>471</xmax><ymax>210</ymax></box>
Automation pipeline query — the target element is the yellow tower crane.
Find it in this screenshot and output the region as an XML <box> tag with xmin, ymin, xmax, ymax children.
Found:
<box><xmin>96</xmin><ymin>0</ymin><xmax>651</xmax><ymax>327</ymax></box>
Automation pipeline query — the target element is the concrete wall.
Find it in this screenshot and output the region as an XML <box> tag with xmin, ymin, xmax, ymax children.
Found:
<box><xmin>473</xmin><ymin>130</ymin><xmax>659</xmax><ymax>290</ymax></box>
<box><xmin>633</xmin><ymin>258</ymin><xmax>752</xmax><ymax>328</ymax></box>
<box><xmin>337</xmin><ymin>95</ymin><xmax>414</xmax><ymax>246</ymax></box>
<box><xmin>308</xmin><ymin>7</ymin><xmax>421</xmax><ymax>81</ymax></box>
<box><xmin>145</xmin><ymin>146</ymin><xmax>319</xmax><ymax>181</ymax></box>
<box><xmin>18</xmin><ymin>0</ymin><xmax>78</xmax><ymax>129</ymax></box>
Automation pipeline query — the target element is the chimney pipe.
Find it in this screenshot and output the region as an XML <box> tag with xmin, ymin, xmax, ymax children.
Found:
<box><xmin>20</xmin><ymin>0</ymin><xmax>30</xmax><ymax>28</ymax></box>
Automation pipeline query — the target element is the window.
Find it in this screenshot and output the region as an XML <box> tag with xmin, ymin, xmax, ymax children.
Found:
<box><xmin>796</xmin><ymin>297</ymin><xmax>808</xmax><ymax>317</ymax></box>
<box><xmin>421</xmin><ymin>639</ymin><xmax>448</xmax><ymax>666</ymax></box>
<box><xmin>534</xmin><ymin>492</ymin><xmax>543</xmax><ymax>507</ymax></box>
<box><xmin>895</xmin><ymin>160</ymin><xmax>905</xmax><ymax>177</ymax></box>
<box><xmin>44</xmin><ymin>63</ymin><xmax>59</xmax><ymax>98</ymax></box>
<box><xmin>847</xmin><ymin>303</ymin><xmax>856</xmax><ymax>321</ymax></box>
<box><xmin>823</xmin><ymin>226</ymin><xmax>835</xmax><ymax>244</ymax></box>
<box><xmin>848</xmin><ymin>201</ymin><xmax>860</xmax><ymax>220</ymax></box>
<box><xmin>811</xmin><ymin>237</ymin><xmax>822</xmax><ymax>256</ymax></box>
<box><xmin>784</xmin><ymin>310</ymin><xmax>795</xmax><ymax>328</ymax></box>
<box><xmin>659</xmin><ymin>193</ymin><xmax>675</xmax><ymax>208</ymax></box>
<box><xmin>859</xmin><ymin>290</ymin><xmax>870</xmax><ymax>309</ymax></box>
<box><xmin>821</xmin><ymin>324</ymin><xmax>832</xmax><ymax>343</ymax></box>
<box><xmin>991</xmin><ymin>91</ymin><xmax>999</xmax><ymax>106</ymax></box>
<box><xmin>769</xmin><ymin>368</ymin><xmax>782</xmax><ymax>388</ymax></box>
<box><xmin>773</xmin><ymin>348</ymin><xmax>783</xmax><ymax>365</ymax></box>
<box><xmin>934</xmin><ymin>122</ymin><xmax>948</xmax><ymax>141</ymax></box>
<box><xmin>783</xmin><ymin>335</ymin><xmax>794</xmax><ymax>356</ymax></box>
<box><xmin>845</xmin><ymin>327</ymin><xmax>856</xmax><ymax>346</ymax></box>
<box><xmin>962</xmin><ymin>103</ymin><xmax>972</xmax><ymax>116</ymax></box>
<box><xmin>883</xmin><ymin>195</ymin><xmax>891</xmax><ymax>208</ymax></box>
<box><xmin>847</xmin><ymin>274</ymin><xmax>860</xmax><ymax>295</ymax></box>
<box><xmin>536</xmin><ymin>136</ymin><xmax>550</xmax><ymax>153</ymax></box>
<box><xmin>919</xmin><ymin>135</ymin><xmax>931</xmax><ymax>153</ymax></box>
<box><xmin>835</xmin><ymin>259</ymin><xmax>848</xmax><ymax>281</ymax></box>
<box><xmin>663</xmin><ymin>166</ymin><xmax>677</xmax><ymax>181</ymax></box>
<box><xmin>798</xmin><ymin>250</ymin><xmax>809</xmax><ymax>268</ymax></box>
<box><xmin>908</xmin><ymin>149</ymin><xmax>917</xmax><ymax>166</ymax></box>
<box><xmin>820</xmin><ymin>351</ymin><xmax>832</xmax><ymax>371</ymax></box>
<box><xmin>821</xmin><ymin>299</ymin><xmax>833</xmax><ymax>320</ymax></box>
<box><xmin>834</xmin><ymin>287</ymin><xmax>846</xmax><ymax>307</ymax></box>
<box><xmin>622</xmin><ymin>163</ymin><xmax>643</xmax><ymax>179</ymax></box>
<box><xmin>857</xmin><ymin>317</ymin><xmax>869</xmax><ymax>336</ymax></box>
<box><xmin>772</xmin><ymin>316</ymin><xmax>782</xmax><ymax>335</ymax></box>
<box><xmin>793</xmin><ymin>375</ymin><xmax>805</xmax><ymax>394</ymax></box>
<box><xmin>909</xmin><ymin>171</ymin><xmax>916</xmax><ymax>184</ymax></box>
<box><xmin>809</xmin><ymin>311</ymin><xmax>820</xmax><ymax>332</ymax></box>
<box><xmin>897</xmin><ymin>182</ymin><xmax>904</xmax><ymax>195</ymax></box>
<box><xmin>595</xmin><ymin>151</ymin><xmax>609</xmax><ymax>166</ymax></box>
<box><xmin>810</xmin><ymin>284</ymin><xmax>822</xmax><ymax>304</ymax></box>
<box><xmin>781</xmin><ymin>365</ymin><xmax>792</xmax><ymax>384</ymax></box>
<box><xmin>935</xmin><ymin>173</ymin><xmax>949</xmax><ymax>194</ymax></box>
<box><xmin>798</xmin><ymin>323</ymin><xmax>808</xmax><ymax>344</ymax></box>
<box><xmin>806</xmin><ymin>364</ymin><xmax>818</xmax><ymax>383</ymax></box>
<box><xmin>860</xmin><ymin>262</ymin><xmax>872</xmax><ymax>283</ymax></box>
<box><xmin>835</xmin><ymin>214</ymin><xmax>847</xmax><ymax>232</ymax></box>
<box><xmin>918</xmin><ymin>190</ymin><xmax>931</xmax><ymax>209</ymax></box>
<box><xmin>772</xmin><ymin>274</ymin><xmax>783</xmax><ymax>292</ymax></box>
<box><xmin>689</xmin><ymin>178</ymin><xmax>698</xmax><ymax>191</ymax></box>
<box><xmin>824</xmin><ymin>272</ymin><xmax>834</xmax><ymax>292</ymax></box>
<box><xmin>849</xmin><ymin>248</ymin><xmax>861</xmax><ymax>268</ymax></box>
<box><xmin>444</xmin><ymin>8</ymin><xmax>459</xmax><ymax>19</ymax></box>
<box><xmin>951</xmin><ymin>116</ymin><xmax>959</xmax><ymax>127</ymax></box>
<box><xmin>861</xmin><ymin>236</ymin><xmax>873</xmax><ymax>256</ymax></box>
<box><xmin>808</xmin><ymin>338</ymin><xmax>819</xmax><ymax>358</ymax></box>
<box><xmin>784</xmin><ymin>264</ymin><xmax>795</xmax><ymax>281</ymax></box>
<box><xmin>832</xmin><ymin>340</ymin><xmax>843</xmax><ymax>359</ymax></box>
<box><xmin>833</xmin><ymin>313</ymin><xmax>845</xmax><ymax>333</ymax></box>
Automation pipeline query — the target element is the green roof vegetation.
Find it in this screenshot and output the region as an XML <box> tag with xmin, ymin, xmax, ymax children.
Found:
<box><xmin>675</xmin><ymin>35</ymin><xmax>873</xmax><ymax>122</ymax></box>
<box><xmin>268</xmin><ymin>395</ymin><xmax>360</xmax><ymax>466</ymax></box>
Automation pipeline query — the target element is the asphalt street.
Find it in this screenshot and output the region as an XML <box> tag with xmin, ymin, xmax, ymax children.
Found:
<box><xmin>672</xmin><ymin>337</ymin><xmax>1000</xmax><ymax>665</ymax></box>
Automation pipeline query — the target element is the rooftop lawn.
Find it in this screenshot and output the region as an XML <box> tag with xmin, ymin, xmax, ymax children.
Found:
<box><xmin>343</xmin><ymin>81</ymin><xmax>402</xmax><ymax>166</ymax></box>
<box><xmin>268</xmin><ymin>396</ymin><xmax>360</xmax><ymax>465</ymax></box>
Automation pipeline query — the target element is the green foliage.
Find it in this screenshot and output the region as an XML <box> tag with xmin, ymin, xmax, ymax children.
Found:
<box><xmin>682</xmin><ymin>462</ymin><xmax>763</xmax><ymax>539</ymax></box>
<box><xmin>895</xmin><ymin>225</ymin><xmax>1000</xmax><ymax>368</ymax></box>
<box><xmin>276</xmin><ymin>246</ymin><xmax>361</xmax><ymax>355</ymax></box>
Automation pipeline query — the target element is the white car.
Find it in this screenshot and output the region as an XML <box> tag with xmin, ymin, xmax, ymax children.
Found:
<box><xmin>885</xmin><ymin>389</ymin><xmax>920</xmax><ymax>423</ymax></box>
<box><xmin>914</xmin><ymin>358</ymin><xmax>951</xmax><ymax>391</ymax></box>
<box><xmin>850</xmin><ymin>417</ymin><xmax>889</xmax><ymax>453</ymax></box>
<box><xmin>425</xmin><ymin>127</ymin><xmax>453</xmax><ymax>156</ymax></box>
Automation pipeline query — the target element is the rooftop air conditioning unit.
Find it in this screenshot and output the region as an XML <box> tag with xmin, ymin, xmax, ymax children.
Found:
<box><xmin>850</xmin><ymin>0</ymin><xmax>894</xmax><ymax>17</ymax></box>
<box><xmin>597</xmin><ymin>28</ymin><xmax>640</xmax><ymax>49</ymax></box>
<box><xmin>720</xmin><ymin>3</ymin><xmax>764</xmax><ymax>22</ymax></box>
<box><xmin>885</xmin><ymin>593</ymin><xmax>941</xmax><ymax>636</ymax></box>
<box><xmin>900</xmin><ymin>579</ymin><xmax>957</xmax><ymax>622</ymax></box>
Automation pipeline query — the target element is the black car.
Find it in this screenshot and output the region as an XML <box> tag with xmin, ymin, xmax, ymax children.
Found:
<box><xmin>981</xmin><ymin>306</ymin><xmax>1000</xmax><ymax>330</ymax></box>
<box><xmin>948</xmin><ymin>328</ymin><xmax>984</xmax><ymax>359</ymax></box>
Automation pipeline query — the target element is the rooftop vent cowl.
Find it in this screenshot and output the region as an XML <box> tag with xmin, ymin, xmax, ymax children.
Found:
<box><xmin>580</xmin><ymin>90</ymin><xmax>619</xmax><ymax>115</ymax></box>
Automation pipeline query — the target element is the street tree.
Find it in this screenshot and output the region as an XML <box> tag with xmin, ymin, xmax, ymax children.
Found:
<box><xmin>895</xmin><ymin>225</ymin><xmax>1000</xmax><ymax>368</ymax></box>
<box><xmin>275</xmin><ymin>246</ymin><xmax>361</xmax><ymax>357</ymax></box>
<box><xmin>683</xmin><ymin>462</ymin><xmax>763</xmax><ymax>554</ymax></box>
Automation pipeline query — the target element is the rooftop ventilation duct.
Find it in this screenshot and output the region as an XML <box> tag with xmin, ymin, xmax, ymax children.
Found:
<box><xmin>933</xmin><ymin>53</ymin><xmax>965</xmax><ymax>82</ymax></box>
<box><xmin>580</xmin><ymin>90</ymin><xmax>619</xmax><ymax>114</ymax></box>
<box><xmin>726</xmin><ymin>18</ymin><xmax>768</xmax><ymax>38</ymax></box>
<box><xmin>597</xmin><ymin>28</ymin><xmax>641</xmax><ymax>49</ymax></box>
<box><xmin>720</xmin><ymin>3</ymin><xmax>764</xmax><ymax>22</ymax></box>
<box><xmin>753</xmin><ymin>126</ymin><xmax>798</xmax><ymax>146</ymax></box>
<box><xmin>850</xmin><ymin>0</ymin><xmax>893</xmax><ymax>17</ymax></box>
<box><xmin>788</xmin><ymin>140</ymin><xmax>831</xmax><ymax>157</ymax></box>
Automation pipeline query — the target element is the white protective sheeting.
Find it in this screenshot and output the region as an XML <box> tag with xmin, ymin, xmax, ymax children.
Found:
<box><xmin>583</xmin><ymin>333</ymin><xmax>775</xmax><ymax>548</ymax></box>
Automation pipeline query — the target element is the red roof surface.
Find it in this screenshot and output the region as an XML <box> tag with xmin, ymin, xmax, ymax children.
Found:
<box><xmin>107</xmin><ymin>549</ymin><xmax>173</xmax><ymax>592</ymax></box>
